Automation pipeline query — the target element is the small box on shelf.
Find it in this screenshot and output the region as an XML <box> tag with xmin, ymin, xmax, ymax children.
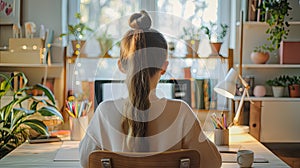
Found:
<box><xmin>0</xmin><ymin>38</ymin><xmax>44</xmax><ymax>64</ymax></box>
<box><xmin>280</xmin><ymin>41</ymin><xmax>300</xmax><ymax>64</ymax></box>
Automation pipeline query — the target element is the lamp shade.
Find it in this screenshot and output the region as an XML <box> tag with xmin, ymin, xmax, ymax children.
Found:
<box><xmin>214</xmin><ymin>68</ymin><xmax>238</xmax><ymax>99</ymax></box>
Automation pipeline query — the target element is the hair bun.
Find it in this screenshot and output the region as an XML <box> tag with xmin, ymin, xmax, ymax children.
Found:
<box><xmin>129</xmin><ymin>10</ymin><xmax>152</xmax><ymax>30</ymax></box>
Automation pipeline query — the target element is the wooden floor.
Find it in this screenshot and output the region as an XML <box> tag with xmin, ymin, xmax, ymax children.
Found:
<box><xmin>263</xmin><ymin>143</ymin><xmax>300</xmax><ymax>168</ymax></box>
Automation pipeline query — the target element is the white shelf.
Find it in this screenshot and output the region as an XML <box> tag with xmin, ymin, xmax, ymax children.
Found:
<box><xmin>237</xmin><ymin>21</ymin><xmax>300</xmax><ymax>26</ymax></box>
<box><xmin>234</xmin><ymin>96</ymin><xmax>300</xmax><ymax>102</ymax></box>
<box><xmin>0</xmin><ymin>63</ymin><xmax>63</xmax><ymax>68</ymax></box>
<box><xmin>235</xmin><ymin>64</ymin><xmax>300</xmax><ymax>69</ymax></box>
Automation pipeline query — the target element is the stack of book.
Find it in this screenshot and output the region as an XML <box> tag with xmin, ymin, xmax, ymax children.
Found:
<box><xmin>194</xmin><ymin>78</ymin><xmax>218</xmax><ymax>110</ymax></box>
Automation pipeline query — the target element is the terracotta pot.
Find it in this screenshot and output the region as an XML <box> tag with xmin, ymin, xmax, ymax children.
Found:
<box><xmin>250</xmin><ymin>52</ymin><xmax>269</xmax><ymax>64</ymax></box>
<box><xmin>210</xmin><ymin>42</ymin><xmax>222</xmax><ymax>56</ymax></box>
<box><xmin>185</xmin><ymin>40</ymin><xmax>200</xmax><ymax>58</ymax></box>
<box><xmin>288</xmin><ymin>84</ymin><xmax>300</xmax><ymax>97</ymax></box>
<box><xmin>71</xmin><ymin>40</ymin><xmax>86</xmax><ymax>56</ymax></box>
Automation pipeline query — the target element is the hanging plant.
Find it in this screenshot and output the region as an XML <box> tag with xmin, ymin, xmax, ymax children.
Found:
<box><xmin>259</xmin><ymin>0</ymin><xmax>292</xmax><ymax>52</ymax></box>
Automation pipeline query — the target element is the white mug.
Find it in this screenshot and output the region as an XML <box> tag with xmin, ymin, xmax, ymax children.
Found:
<box><xmin>237</xmin><ymin>150</ymin><xmax>254</xmax><ymax>167</ymax></box>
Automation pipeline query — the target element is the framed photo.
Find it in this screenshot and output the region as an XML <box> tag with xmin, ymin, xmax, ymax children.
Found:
<box><xmin>0</xmin><ymin>0</ymin><xmax>21</xmax><ymax>25</ymax></box>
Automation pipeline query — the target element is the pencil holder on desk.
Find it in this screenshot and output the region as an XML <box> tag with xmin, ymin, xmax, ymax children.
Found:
<box><xmin>69</xmin><ymin>116</ymin><xmax>88</xmax><ymax>141</ymax></box>
<box><xmin>214</xmin><ymin>129</ymin><xmax>229</xmax><ymax>146</ymax></box>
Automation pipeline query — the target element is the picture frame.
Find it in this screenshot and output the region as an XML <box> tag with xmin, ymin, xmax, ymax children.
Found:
<box><xmin>0</xmin><ymin>0</ymin><xmax>21</xmax><ymax>25</ymax></box>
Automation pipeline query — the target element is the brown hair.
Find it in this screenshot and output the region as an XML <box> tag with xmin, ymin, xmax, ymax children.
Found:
<box><xmin>119</xmin><ymin>10</ymin><xmax>167</xmax><ymax>151</ymax></box>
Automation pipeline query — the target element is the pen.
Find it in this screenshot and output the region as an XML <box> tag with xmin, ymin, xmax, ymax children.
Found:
<box><xmin>66</xmin><ymin>108</ymin><xmax>75</xmax><ymax>118</ymax></box>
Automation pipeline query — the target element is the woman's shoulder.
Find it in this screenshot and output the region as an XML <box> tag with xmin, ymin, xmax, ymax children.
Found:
<box><xmin>160</xmin><ymin>98</ymin><xmax>192</xmax><ymax>112</ymax></box>
<box><xmin>95</xmin><ymin>99</ymin><xmax>125</xmax><ymax>114</ymax></box>
<box><xmin>162</xmin><ymin>98</ymin><xmax>190</xmax><ymax>106</ymax></box>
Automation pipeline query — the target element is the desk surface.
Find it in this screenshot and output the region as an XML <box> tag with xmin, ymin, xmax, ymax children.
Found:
<box><xmin>0</xmin><ymin>133</ymin><xmax>290</xmax><ymax>168</ymax></box>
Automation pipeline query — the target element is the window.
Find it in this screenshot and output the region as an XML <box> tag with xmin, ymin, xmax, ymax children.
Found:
<box><xmin>80</xmin><ymin>0</ymin><xmax>218</xmax><ymax>31</ymax></box>
<box><xmin>79</xmin><ymin>0</ymin><xmax>224</xmax><ymax>56</ymax></box>
<box><xmin>80</xmin><ymin>0</ymin><xmax>139</xmax><ymax>29</ymax></box>
<box><xmin>157</xmin><ymin>0</ymin><xmax>218</xmax><ymax>26</ymax></box>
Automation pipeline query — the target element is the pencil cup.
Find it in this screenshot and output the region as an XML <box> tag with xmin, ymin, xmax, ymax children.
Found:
<box><xmin>69</xmin><ymin>116</ymin><xmax>88</xmax><ymax>141</ymax></box>
<box><xmin>214</xmin><ymin>129</ymin><xmax>229</xmax><ymax>146</ymax></box>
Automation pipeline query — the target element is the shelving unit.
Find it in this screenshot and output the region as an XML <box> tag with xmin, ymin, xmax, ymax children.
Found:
<box><xmin>0</xmin><ymin>63</ymin><xmax>63</xmax><ymax>68</ymax></box>
<box><xmin>68</xmin><ymin>52</ymin><xmax>233</xmax><ymax>123</ymax></box>
<box><xmin>234</xmin><ymin>96</ymin><xmax>300</xmax><ymax>102</ymax></box>
<box><xmin>0</xmin><ymin>63</ymin><xmax>65</xmax><ymax>110</ymax></box>
<box><xmin>236</xmin><ymin>64</ymin><xmax>300</xmax><ymax>69</ymax></box>
<box><xmin>234</xmin><ymin>20</ymin><xmax>300</xmax><ymax>142</ymax></box>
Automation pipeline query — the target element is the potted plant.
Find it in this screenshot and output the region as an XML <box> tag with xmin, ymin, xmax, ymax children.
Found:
<box><xmin>96</xmin><ymin>28</ymin><xmax>114</xmax><ymax>58</ymax></box>
<box><xmin>286</xmin><ymin>76</ymin><xmax>300</xmax><ymax>97</ymax></box>
<box><xmin>0</xmin><ymin>72</ymin><xmax>63</xmax><ymax>158</ymax></box>
<box><xmin>266</xmin><ymin>75</ymin><xmax>287</xmax><ymax>97</ymax></box>
<box><xmin>60</xmin><ymin>13</ymin><xmax>93</xmax><ymax>56</ymax></box>
<box><xmin>181</xmin><ymin>27</ymin><xmax>201</xmax><ymax>57</ymax></box>
<box><xmin>201</xmin><ymin>22</ymin><xmax>229</xmax><ymax>56</ymax></box>
<box><xmin>250</xmin><ymin>45</ymin><xmax>270</xmax><ymax>64</ymax></box>
<box><xmin>259</xmin><ymin>0</ymin><xmax>292</xmax><ymax>53</ymax></box>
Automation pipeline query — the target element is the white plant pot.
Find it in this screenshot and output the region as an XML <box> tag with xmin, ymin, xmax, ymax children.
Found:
<box><xmin>272</xmin><ymin>86</ymin><xmax>285</xmax><ymax>97</ymax></box>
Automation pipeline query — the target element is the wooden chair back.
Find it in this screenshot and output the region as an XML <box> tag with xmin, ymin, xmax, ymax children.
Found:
<box><xmin>89</xmin><ymin>149</ymin><xmax>200</xmax><ymax>168</ymax></box>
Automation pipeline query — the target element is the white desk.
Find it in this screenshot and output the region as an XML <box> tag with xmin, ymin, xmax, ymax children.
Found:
<box><xmin>0</xmin><ymin>133</ymin><xmax>290</xmax><ymax>168</ymax></box>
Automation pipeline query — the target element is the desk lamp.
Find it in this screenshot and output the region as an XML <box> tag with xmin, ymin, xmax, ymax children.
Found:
<box><xmin>214</xmin><ymin>68</ymin><xmax>252</xmax><ymax>133</ymax></box>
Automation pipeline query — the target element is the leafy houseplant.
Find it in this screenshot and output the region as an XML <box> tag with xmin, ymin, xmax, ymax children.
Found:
<box><xmin>60</xmin><ymin>13</ymin><xmax>93</xmax><ymax>56</ymax></box>
<box><xmin>97</xmin><ymin>29</ymin><xmax>114</xmax><ymax>58</ymax></box>
<box><xmin>182</xmin><ymin>27</ymin><xmax>202</xmax><ymax>57</ymax></box>
<box><xmin>0</xmin><ymin>72</ymin><xmax>63</xmax><ymax>158</ymax></box>
<box><xmin>286</xmin><ymin>76</ymin><xmax>300</xmax><ymax>97</ymax></box>
<box><xmin>266</xmin><ymin>75</ymin><xmax>288</xmax><ymax>97</ymax></box>
<box><xmin>258</xmin><ymin>0</ymin><xmax>292</xmax><ymax>52</ymax></box>
<box><xmin>201</xmin><ymin>22</ymin><xmax>229</xmax><ymax>56</ymax></box>
<box><xmin>201</xmin><ymin>22</ymin><xmax>228</xmax><ymax>42</ymax></box>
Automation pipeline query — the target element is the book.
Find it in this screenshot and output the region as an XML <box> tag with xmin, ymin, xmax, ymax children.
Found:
<box><xmin>43</xmin><ymin>29</ymin><xmax>54</xmax><ymax>64</ymax></box>
<box><xmin>209</xmin><ymin>78</ymin><xmax>218</xmax><ymax>110</ymax></box>
<box><xmin>248</xmin><ymin>0</ymin><xmax>258</xmax><ymax>21</ymax></box>
<box><xmin>194</xmin><ymin>79</ymin><xmax>204</xmax><ymax>109</ymax></box>
<box><xmin>203</xmin><ymin>79</ymin><xmax>210</xmax><ymax>110</ymax></box>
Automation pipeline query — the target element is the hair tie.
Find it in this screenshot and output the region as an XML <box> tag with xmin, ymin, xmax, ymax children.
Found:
<box><xmin>129</xmin><ymin>10</ymin><xmax>152</xmax><ymax>30</ymax></box>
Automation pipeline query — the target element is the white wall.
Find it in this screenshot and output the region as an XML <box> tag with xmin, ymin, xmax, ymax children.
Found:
<box><xmin>22</xmin><ymin>0</ymin><xmax>62</xmax><ymax>39</ymax></box>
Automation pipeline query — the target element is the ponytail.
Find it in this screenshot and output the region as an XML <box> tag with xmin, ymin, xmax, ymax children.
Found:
<box><xmin>120</xmin><ymin>10</ymin><xmax>167</xmax><ymax>151</ymax></box>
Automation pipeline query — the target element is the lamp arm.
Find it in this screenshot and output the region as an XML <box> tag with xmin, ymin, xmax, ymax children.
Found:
<box><xmin>238</xmin><ymin>75</ymin><xmax>248</xmax><ymax>87</ymax></box>
<box><xmin>233</xmin><ymin>88</ymin><xmax>247</xmax><ymax>125</ymax></box>
<box><xmin>238</xmin><ymin>74</ymin><xmax>254</xmax><ymax>104</ymax></box>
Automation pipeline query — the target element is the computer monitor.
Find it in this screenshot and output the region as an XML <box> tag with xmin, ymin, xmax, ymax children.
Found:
<box><xmin>94</xmin><ymin>79</ymin><xmax>191</xmax><ymax>109</ymax></box>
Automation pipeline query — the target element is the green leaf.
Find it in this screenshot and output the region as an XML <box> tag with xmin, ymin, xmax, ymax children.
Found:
<box><xmin>13</xmin><ymin>108</ymin><xmax>35</xmax><ymax>115</ymax></box>
<box><xmin>29</xmin><ymin>101</ymin><xmax>39</xmax><ymax>111</ymax></box>
<box><xmin>37</xmin><ymin>106</ymin><xmax>63</xmax><ymax>121</ymax></box>
<box><xmin>0</xmin><ymin>127</ymin><xmax>11</xmax><ymax>133</ymax></box>
<box><xmin>22</xmin><ymin>119</ymin><xmax>48</xmax><ymax>135</ymax></box>
<box><xmin>8</xmin><ymin>72</ymin><xmax>28</xmax><ymax>89</ymax></box>
<box><xmin>33</xmin><ymin>84</ymin><xmax>55</xmax><ymax>105</ymax></box>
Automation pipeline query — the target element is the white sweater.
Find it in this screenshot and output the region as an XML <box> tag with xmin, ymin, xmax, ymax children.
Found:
<box><xmin>79</xmin><ymin>97</ymin><xmax>221</xmax><ymax>168</ymax></box>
